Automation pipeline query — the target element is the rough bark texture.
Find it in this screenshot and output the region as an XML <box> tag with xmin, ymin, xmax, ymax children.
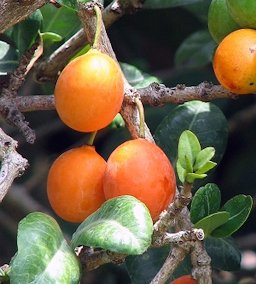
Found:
<box><xmin>0</xmin><ymin>0</ymin><xmax>48</xmax><ymax>33</ymax></box>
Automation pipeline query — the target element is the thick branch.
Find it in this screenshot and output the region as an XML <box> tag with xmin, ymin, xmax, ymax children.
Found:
<box><xmin>0</xmin><ymin>128</ymin><xmax>28</xmax><ymax>202</ymax></box>
<box><xmin>0</xmin><ymin>0</ymin><xmax>48</xmax><ymax>33</ymax></box>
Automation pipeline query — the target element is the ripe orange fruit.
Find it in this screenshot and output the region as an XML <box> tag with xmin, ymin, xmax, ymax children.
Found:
<box><xmin>171</xmin><ymin>275</ymin><xmax>196</xmax><ymax>284</ymax></box>
<box><xmin>54</xmin><ymin>49</ymin><xmax>124</xmax><ymax>132</ymax></box>
<box><xmin>47</xmin><ymin>145</ymin><xmax>106</xmax><ymax>223</ymax></box>
<box><xmin>213</xmin><ymin>28</ymin><xmax>256</xmax><ymax>94</ymax></box>
<box><xmin>103</xmin><ymin>138</ymin><xmax>176</xmax><ymax>221</ymax></box>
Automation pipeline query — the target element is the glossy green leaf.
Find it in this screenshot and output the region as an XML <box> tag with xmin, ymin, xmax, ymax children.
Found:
<box><xmin>194</xmin><ymin>211</ymin><xmax>230</xmax><ymax>238</ymax></box>
<box><xmin>120</xmin><ymin>63</ymin><xmax>160</xmax><ymax>88</ymax></box>
<box><xmin>40</xmin><ymin>4</ymin><xmax>81</xmax><ymax>39</ymax></box>
<box><xmin>186</xmin><ymin>172</ymin><xmax>207</xmax><ymax>183</ymax></box>
<box><xmin>175</xmin><ymin>29</ymin><xmax>216</xmax><ymax>68</ymax></box>
<box><xmin>190</xmin><ymin>183</ymin><xmax>221</xmax><ymax>224</ymax></box>
<box><xmin>183</xmin><ymin>0</ymin><xmax>211</xmax><ymax>23</ymax></box>
<box><xmin>144</xmin><ymin>0</ymin><xmax>202</xmax><ymax>9</ymax></box>
<box><xmin>0</xmin><ymin>41</ymin><xmax>18</xmax><ymax>74</ymax></box>
<box><xmin>9</xmin><ymin>212</ymin><xmax>81</xmax><ymax>284</ymax></box>
<box><xmin>5</xmin><ymin>10</ymin><xmax>43</xmax><ymax>55</ymax></box>
<box><xmin>211</xmin><ymin>195</ymin><xmax>253</xmax><ymax>238</ymax></box>
<box><xmin>194</xmin><ymin>147</ymin><xmax>215</xmax><ymax>171</ymax></box>
<box><xmin>71</xmin><ymin>196</ymin><xmax>153</xmax><ymax>255</ymax></box>
<box><xmin>205</xmin><ymin>237</ymin><xmax>241</xmax><ymax>271</ymax></box>
<box><xmin>177</xmin><ymin>130</ymin><xmax>201</xmax><ymax>170</ymax></box>
<box><xmin>154</xmin><ymin>101</ymin><xmax>228</xmax><ymax>167</ymax></box>
<box><xmin>195</xmin><ymin>161</ymin><xmax>217</xmax><ymax>174</ymax></box>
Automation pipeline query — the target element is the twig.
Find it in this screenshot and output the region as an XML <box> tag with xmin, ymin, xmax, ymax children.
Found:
<box><xmin>0</xmin><ymin>39</ymin><xmax>42</xmax><ymax>143</ymax></box>
<box><xmin>35</xmin><ymin>0</ymin><xmax>145</xmax><ymax>82</ymax></box>
<box><xmin>0</xmin><ymin>128</ymin><xmax>28</xmax><ymax>202</ymax></box>
<box><xmin>76</xmin><ymin>246</ymin><xmax>126</xmax><ymax>271</ymax></box>
<box><xmin>150</xmin><ymin>246</ymin><xmax>188</xmax><ymax>284</ymax></box>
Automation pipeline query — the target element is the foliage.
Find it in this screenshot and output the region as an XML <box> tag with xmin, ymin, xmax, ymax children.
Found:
<box><xmin>0</xmin><ymin>0</ymin><xmax>255</xmax><ymax>283</ymax></box>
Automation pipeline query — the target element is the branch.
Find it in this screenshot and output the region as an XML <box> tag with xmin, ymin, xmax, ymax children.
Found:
<box><xmin>0</xmin><ymin>39</ymin><xmax>43</xmax><ymax>143</ymax></box>
<box><xmin>0</xmin><ymin>0</ymin><xmax>48</xmax><ymax>33</ymax></box>
<box><xmin>76</xmin><ymin>246</ymin><xmax>126</xmax><ymax>271</ymax></box>
<box><xmin>35</xmin><ymin>0</ymin><xmax>145</xmax><ymax>82</ymax></box>
<box><xmin>0</xmin><ymin>128</ymin><xmax>28</xmax><ymax>202</ymax></box>
<box><xmin>137</xmin><ymin>81</ymin><xmax>236</xmax><ymax>105</ymax></box>
<box><xmin>150</xmin><ymin>246</ymin><xmax>188</xmax><ymax>284</ymax></box>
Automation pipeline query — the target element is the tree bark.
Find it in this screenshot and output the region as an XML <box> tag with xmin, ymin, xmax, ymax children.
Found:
<box><xmin>0</xmin><ymin>0</ymin><xmax>48</xmax><ymax>33</ymax></box>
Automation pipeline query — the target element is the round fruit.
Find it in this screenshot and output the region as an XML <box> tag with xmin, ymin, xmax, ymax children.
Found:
<box><xmin>227</xmin><ymin>0</ymin><xmax>256</xmax><ymax>28</ymax></box>
<box><xmin>54</xmin><ymin>49</ymin><xmax>124</xmax><ymax>132</ymax></box>
<box><xmin>208</xmin><ymin>0</ymin><xmax>240</xmax><ymax>43</ymax></box>
<box><xmin>47</xmin><ymin>145</ymin><xmax>106</xmax><ymax>223</ymax></box>
<box><xmin>171</xmin><ymin>275</ymin><xmax>196</xmax><ymax>284</ymax></box>
<box><xmin>103</xmin><ymin>138</ymin><xmax>176</xmax><ymax>221</ymax></box>
<box><xmin>213</xmin><ymin>29</ymin><xmax>256</xmax><ymax>94</ymax></box>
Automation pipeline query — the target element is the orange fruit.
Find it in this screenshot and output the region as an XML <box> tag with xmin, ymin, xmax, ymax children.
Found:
<box><xmin>54</xmin><ymin>49</ymin><xmax>124</xmax><ymax>132</ymax></box>
<box><xmin>103</xmin><ymin>138</ymin><xmax>176</xmax><ymax>221</ymax></box>
<box><xmin>47</xmin><ymin>145</ymin><xmax>106</xmax><ymax>223</ymax></box>
<box><xmin>171</xmin><ymin>275</ymin><xmax>196</xmax><ymax>284</ymax></box>
<box><xmin>213</xmin><ymin>28</ymin><xmax>256</xmax><ymax>94</ymax></box>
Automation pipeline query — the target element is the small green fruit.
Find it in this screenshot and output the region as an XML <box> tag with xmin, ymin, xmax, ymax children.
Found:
<box><xmin>227</xmin><ymin>0</ymin><xmax>256</xmax><ymax>28</ymax></box>
<box><xmin>208</xmin><ymin>0</ymin><xmax>240</xmax><ymax>43</ymax></box>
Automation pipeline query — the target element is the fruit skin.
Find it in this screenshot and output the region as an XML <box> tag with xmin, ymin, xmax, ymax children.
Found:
<box><xmin>103</xmin><ymin>138</ymin><xmax>176</xmax><ymax>221</ymax></box>
<box><xmin>171</xmin><ymin>275</ymin><xmax>196</xmax><ymax>284</ymax></box>
<box><xmin>208</xmin><ymin>0</ymin><xmax>240</xmax><ymax>43</ymax></box>
<box><xmin>227</xmin><ymin>0</ymin><xmax>256</xmax><ymax>29</ymax></box>
<box><xmin>213</xmin><ymin>29</ymin><xmax>256</xmax><ymax>94</ymax></box>
<box><xmin>47</xmin><ymin>145</ymin><xmax>106</xmax><ymax>223</ymax></box>
<box><xmin>54</xmin><ymin>49</ymin><xmax>124</xmax><ymax>132</ymax></box>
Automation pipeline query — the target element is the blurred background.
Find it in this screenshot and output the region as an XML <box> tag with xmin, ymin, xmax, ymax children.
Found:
<box><xmin>0</xmin><ymin>0</ymin><xmax>256</xmax><ymax>283</ymax></box>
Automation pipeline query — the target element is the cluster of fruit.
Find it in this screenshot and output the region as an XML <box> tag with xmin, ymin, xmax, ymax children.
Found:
<box><xmin>208</xmin><ymin>0</ymin><xmax>256</xmax><ymax>94</ymax></box>
<box><xmin>47</xmin><ymin>49</ymin><xmax>176</xmax><ymax>223</ymax></box>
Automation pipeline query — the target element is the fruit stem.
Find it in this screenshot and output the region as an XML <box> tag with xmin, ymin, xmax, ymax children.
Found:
<box><xmin>87</xmin><ymin>131</ymin><xmax>97</xmax><ymax>146</ymax></box>
<box><xmin>134</xmin><ymin>97</ymin><xmax>145</xmax><ymax>138</ymax></box>
<box><xmin>92</xmin><ymin>4</ymin><xmax>102</xmax><ymax>50</ymax></box>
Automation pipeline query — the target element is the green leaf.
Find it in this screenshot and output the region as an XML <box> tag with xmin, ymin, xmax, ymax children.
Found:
<box><xmin>120</xmin><ymin>63</ymin><xmax>160</xmax><ymax>88</ymax></box>
<box><xmin>175</xmin><ymin>30</ymin><xmax>217</xmax><ymax>68</ymax></box>
<box><xmin>144</xmin><ymin>0</ymin><xmax>202</xmax><ymax>9</ymax></box>
<box><xmin>71</xmin><ymin>196</ymin><xmax>153</xmax><ymax>255</ymax></box>
<box><xmin>110</xmin><ymin>113</ymin><xmax>125</xmax><ymax>129</ymax></box>
<box><xmin>0</xmin><ymin>41</ymin><xmax>18</xmax><ymax>74</ymax></box>
<box><xmin>5</xmin><ymin>10</ymin><xmax>43</xmax><ymax>56</ymax></box>
<box><xmin>176</xmin><ymin>160</ymin><xmax>186</xmax><ymax>184</ymax></box>
<box><xmin>41</xmin><ymin>32</ymin><xmax>63</xmax><ymax>48</ymax></box>
<box><xmin>194</xmin><ymin>211</ymin><xmax>230</xmax><ymax>238</ymax></box>
<box><xmin>177</xmin><ymin>130</ymin><xmax>201</xmax><ymax>170</ymax></box>
<box><xmin>211</xmin><ymin>195</ymin><xmax>253</xmax><ymax>238</ymax></box>
<box><xmin>154</xmin><ymin>100</ymin><xmax>228</xmax><ymax>168</ymax></box>
<box><xmin>190</xmin><ymin>183</ymin><xmax>221</xmax><ymax>224</ymax></box>
<box><xmin>9</xmin><ymin>212</ymin><xmax>81</xmax><ymax>284</ymax></box>
<box><xmin>195</xmin><ymin>161</ymin><xmax>217</xmax><ymax>174</ymax></box>
<box><xmin>56</xmin><ymin>0</ymin><xmax>78</xmax><ymax>10</ymax></box>
<box><xmin>205</xmin><ymin>237</ymin><xmax>241</xmax><ymax>271</ymax></box>
<box><xmin>194</xmin><ymin>147</ymin><xmax>215</xmax><ymax>171</ymax></box>
<box><xmin>40</xmin><ymin>4</ymin><xmax>80</xmax><ymax>39</ymax></box>
<box><xmin>186</xmin><ymin>172</ymin><xmax>206</xmax><ymax>183</ymax></box>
